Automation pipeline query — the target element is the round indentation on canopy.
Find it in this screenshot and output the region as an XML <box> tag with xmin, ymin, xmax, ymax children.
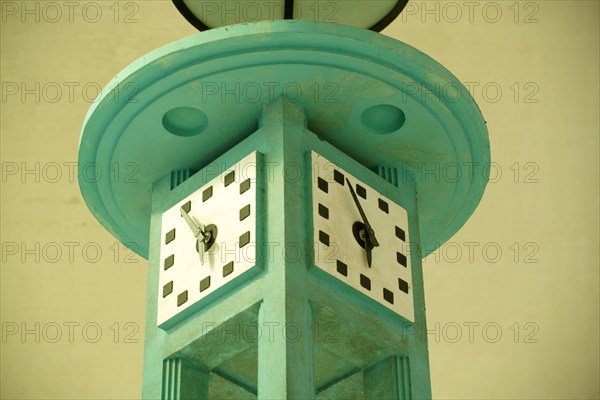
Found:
<box><xmin>162</xmin><ymin>107</ymin><xmax>208</xmax><ymax>137</ymax></box>
<box><xmin>78</xmin><ymin>21</ymin><xmax>491</xmax><ymax>260</ymax></box>
<box><xmin>361</xmin><ymin>104</ymin><xmax>406</xmax><ymax>134</ymax></box>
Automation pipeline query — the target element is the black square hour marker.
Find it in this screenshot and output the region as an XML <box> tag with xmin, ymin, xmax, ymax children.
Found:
<box><xmin>162</xmin><ymin>281</ymin><xmax>173</xmax><ymax>298</ymax></box>
<box><xmin>240</xmin><ymin>178</ymin><xmax>251</xmax><ymax>194</ymax></box>
<box><xmin>202</xmin><ymin>186</ymin><xmax>213</xmax><ymax>202</ymax></box>
<box><xmin>177</xmin><ymin>290</ymin><xmax>188</xmax><ymax>306</ymax></box>
<box><xmin>360</xmin><ymin>274</ymin><xmax>371</xmax><ymax>290</ymax></box>
<box><xmin>317</xmin><ymin>177</ymin><xmax>328</xmax><ymax>193</ymax></box>
<box><xmin>223</xmin><ymin>261</ymin><xmax>234</xmax><ymax>277</ymax></box>
<box><xmin>239</xmin><ymin>231</ymin><xmax>250</xmax><ymax>248</ymax></box>
<box><xmin>318</xmin><ymin>204</ymin><xmax>329</xmax><ymax>219</ymax></box>
<box><xmin>319</xmin><ymin>231</ymin><xmax>329</xmax><ymax>246</ymax></box>
<box><xmin>164</xmin><ymin>254</ymin><xmax>175</xmax><ymax>270</ymax></box>
<box><xmin>333</xmin><ymin>170</ymin><xmax>344</xmax><ymax>185</ymax></box>
<box><xmin>378</xmin><ymin>199</ymin><xmax>389</xmax><ymax>213</ymax></box>
<box><xmin>356</xmin><ymin>184</ymin><xmax>367</xmax><ymax>199</ymax></box>
<box><xmin>397</xmin><ymin>252</ymin><xmax>407</xmax><ymax>267</ymax></box>
<box><xmin>181</xmin><ymin>201</ymin><xmax>191</xmax><ymax>213</ymax></box>
<box><xmin>224</xmin><ymin>171</ymin><xmax>235</xmax><ymax>187</ymax></box>
<box><xmin>398</xmin><ymin>278</ymin><xmax>409</xmax><ymax>294</ymax></box>
<box><xmin>395</xmin><ymin>226</ymin><xmax>406</xmax><ymax>241</ymax></box>
<box><xmin>240</xmin><ymin>204</ymin><xmax>251</xmax><ymax>221</ymax></box>
<box><xmin>383</xmin><ymin>288</ymin><xmax>394</xmax><ymax>304</ymax></box>
<box><xmin>165</xmin><ymin>229</ymin><xmax>176</xmax><ymax>244</ymax></box>
<box><xmin>336</xmin><ymin>260</ymin><xmax>347</xmax><ymax>276</ymax></box>
<box><xmin>200</xmin><ymin>276</ymin><xmax>211</xmax><ymax>292</ymax></box>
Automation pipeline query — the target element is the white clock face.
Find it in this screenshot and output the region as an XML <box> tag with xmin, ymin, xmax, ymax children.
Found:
<box><xmin>311</xmin><ymin>152</ymin><xmax>414</xmax><ymax>322</ymax></box>
<box><xmin>157</xmin><ymin>152</ymin><xmax>258</xmax><ymax>327</ymax></box>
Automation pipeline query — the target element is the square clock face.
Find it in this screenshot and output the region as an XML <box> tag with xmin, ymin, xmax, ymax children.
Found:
<box><xmin>157</xmin><ymin>152</ymin><xmax>259</xmax><ymax>327</ymax></box>
<box><xmin>311</xmin><ymin>152</ymin><xmax>414</xmax><ymax>322</ymax></box>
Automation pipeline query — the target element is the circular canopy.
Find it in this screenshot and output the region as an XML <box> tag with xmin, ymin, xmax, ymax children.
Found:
<box><xmin>79</xmin><ymin>20</ymin><xmax>490</xmax><ymax>259</ymax></box>
<box><xmin>173</xmin><ymin>0</ymin><xmax>409</xmax><ymax>31</ymax></box>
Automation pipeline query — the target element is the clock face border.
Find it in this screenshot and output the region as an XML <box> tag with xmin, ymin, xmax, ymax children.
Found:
<box><xmin>310</xmin><ymin>151</ymin><xmax>415</xmax><ymax>322</ymax></box>
<box><xmin>156</xmin><ymin>151</ymin><xmax>263</xmax><ymax>329</ymax></box>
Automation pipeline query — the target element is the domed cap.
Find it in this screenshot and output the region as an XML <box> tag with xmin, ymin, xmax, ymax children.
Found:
<box><xmin>173</xmin><ymin>0</ymin><xmax>408</xmax><ymax>31</ymax></box>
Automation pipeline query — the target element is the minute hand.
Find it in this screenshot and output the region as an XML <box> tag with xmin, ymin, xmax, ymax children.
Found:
<box><xmin>346</xmin><ymin>178</ymin><xmax>379</xmax><ymax>247</ymax></box>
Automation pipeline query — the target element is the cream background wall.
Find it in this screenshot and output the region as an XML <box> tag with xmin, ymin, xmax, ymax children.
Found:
<box><xmin>1</xmin><ymin>1</ymin><xmax>598</xmax><ymax>399</ymax></box>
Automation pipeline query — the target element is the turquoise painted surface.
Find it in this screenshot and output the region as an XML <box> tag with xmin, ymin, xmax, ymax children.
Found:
<box><xmin>78</xmin><ymin>20</ymin><xmax>490</xmax><ymax>259</ymax></box>
<box><xmin>143</xmin><ymin>99</ymin><xmax>431</xmax><ymax>399</ymax></box>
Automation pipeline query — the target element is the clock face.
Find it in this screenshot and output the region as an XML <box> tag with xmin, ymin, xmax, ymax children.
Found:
<box><xmin>311</xmin><ymin>152</ymin><xmax>414</xmax><ymax>322</ymax></box>
<box><xmin>157</xmin><ymin>152</ymin><xmax>258</xmax><ymax>327</ymax></box>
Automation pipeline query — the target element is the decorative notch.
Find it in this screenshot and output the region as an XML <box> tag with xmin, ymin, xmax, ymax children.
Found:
<box><xmin>318</xmin><ymin>177</ymin><xmax>328</xmax><ymax>193</ymax></box>
<box><xmin>223</xmin><ymin>261</ymin><xmax>234</xmax><ymax>277</ymax></box>
<box><xmin>239</xmin><ymin>205</ymin><xmax>251</xmax><ymax>221</ymax></box>
<box><xmin>378</xmin><ymin>199</ymin><xmax>389</xmax><ymax>213</ymax></box>
<box><xmin>318</xmin><ymin>204</ymin><xmax>329</xmax><ymax>219</ymax></box>
<box><xmin>395</xmin><ymin>226</ymin><xmax>406</xmax><ymax>241</ymax></box>
<box><xmin>356</xmin><ymin>184</ymin><xmax>367</xmax><ymax>199</ymax></box>
<box><xmin>383</xmin><ymin>288</ymin><xmax>394</xmax><ymax>304</ymax></box>
<box><xmin>164</xmin><ymin>254</ymin><xmax>175</xmax><ymax>270</ymax></box>
<box><xmin>398</xmin><ymin>278</ymin><xmax>409</xmax><ymax>294</ymax></box>
<box><xmin>360</xmin><ymin>274</ymin><xmax>371</xmax><ymax>290</ymax></box>
<box><xmin>224</xmin><ymin>171</ymin><xmax>235</xmax><ymax>187</ymax></box>
<box><xmin>165</xmin><ymin>229</ymin><xmax>176</xmax><ymax>244</ymax></box>
<box><xmin>163</xmin><ymin>281</ymin><xmax>173</xmax><ymax>298</ymax></box>
<box><xmin>239</xmin><ymin>232</ymin><xmax>250</xmax><ymax>248</ymax></box>
<box><xmin>202</xmin><ymin>187</ymin><xmax>213</xmax><ymax>202</ymax></box>
<box><xmin>177</xmin><ymin>291</ymin><xmax>188</xmax><ymax>306</ymax></box>
<box><xmin>240</xmin><ymin>178</ymin><xmax>251</xmax><ymax>194</ymax></box>
<box><xmin>333</xmin><ymin>170</ymin><xmax>344</xmax><ymax>185</ymax></box>
<box><xmin>319</xmin><ymin>231</ymin><xmax>330</xmax><ymax>246</ymax></box>
<box><xmin>199</xmin><ymin>276</ymin><xmax>211</xmax><ymax>292</ymax></box>
<box><xmin>336</xmin><ymin>260</ymin><xmax>348</xmax><ymax>276</ymax></box>
<box><xmin>397</xmin><ymin>252</ymin><xmax>407</xmax><ymax>267</ymax></box>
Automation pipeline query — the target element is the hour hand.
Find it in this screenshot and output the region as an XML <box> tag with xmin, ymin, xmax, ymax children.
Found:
<box><xmin>180</xmin><ymin>207</ymin><xmax>201</xmax><ymax>238</ymax></box>
<box><xmin>181</xmin><ymin>207</ymin><xmax>209</xmax><ymax>265</ymax></box>
<box><xmin>366</xmin><ymin>242</ymin><xmax>374</xmax><ymax>268</ymax></box>
<box><xmin>366</xmin><ymin>224</ymin><xmax>379</xmax><ymax>248</ymax></box>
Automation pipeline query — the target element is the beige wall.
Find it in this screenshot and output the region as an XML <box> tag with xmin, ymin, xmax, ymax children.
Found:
<box><xmin>1</xmin><ymin>1</ymin><xmax>598</xmax><ymax>399</ymax></box>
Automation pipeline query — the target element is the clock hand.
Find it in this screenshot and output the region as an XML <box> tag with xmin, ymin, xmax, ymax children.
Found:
<box><xmin>365</xmin><ymin>242</ymin><xmax>374</xmax><ymax>268</ymax></box>
<box><xmin>180</xmin><ymin>207</ymin><xmax>202</xmax><ymax>238</ymax></box>
<box><xmin>198</xmin><ymin>226</ymin><xmax>216</xmax><ymax>266</ymax></box>
<box><xmin>197</xmin><ymin>236</ymin><xmax>205</xmax><ymax>266</ymax></box>
<box><xmin>180</xmin><ymin>207</ymin><xmax>210</xmax><ymax>266</ymax></box>
<box><xmin>345</xmin><ymin>178</ymin><xmax>380</xmax><ymax>248</ymax></box>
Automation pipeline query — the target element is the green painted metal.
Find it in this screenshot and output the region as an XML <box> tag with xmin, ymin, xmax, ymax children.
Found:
<box><xmin>78</xmin><ymin>20</ymin><xmax>490</xmax><ymax>260</ymax></box>
<box><xmin>142</xmin><ymin>99</ymin><xmax>432</xmax><ymax>399</ymax></box>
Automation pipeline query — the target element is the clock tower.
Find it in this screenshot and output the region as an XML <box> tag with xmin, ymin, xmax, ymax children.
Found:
<box><xmin>78</xmin><ymin>3</ymin><xmax>490</xmax><ymax>399</ymax></box>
